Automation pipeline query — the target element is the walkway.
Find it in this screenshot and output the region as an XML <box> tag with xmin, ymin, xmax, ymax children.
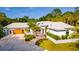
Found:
<box><xmin>31</xmin><ymin>31</ymin><xmax>45</xmax><ymax>44</ymax></box>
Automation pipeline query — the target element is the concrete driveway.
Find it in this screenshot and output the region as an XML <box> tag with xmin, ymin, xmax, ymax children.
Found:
<box><xmin>0</xmin><ymin>35</ymin><xmax>43</xmax><ymax>51</ymax></box>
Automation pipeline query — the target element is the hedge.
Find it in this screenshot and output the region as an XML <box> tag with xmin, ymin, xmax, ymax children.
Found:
<box><xmin>61</xmin><ymin>35</ymin><xmax>68</xmax><ymax>40</ymax></box>
<box><xmin>47</xmin><ymin>32</ymin><xmax>61</xmax><ymax>40</ymax></box>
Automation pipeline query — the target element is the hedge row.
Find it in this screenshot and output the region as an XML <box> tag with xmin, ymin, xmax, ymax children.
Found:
<box><xmin>47</xmin><ymin>32</ymin><xmax>61</xmax><ymax>40</ymax></box>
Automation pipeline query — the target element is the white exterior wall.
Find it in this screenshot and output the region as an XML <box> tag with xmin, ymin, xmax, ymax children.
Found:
<box><xmin>47</xmin><ymin>29</ymin><xmax>66</xmax><ymax>36</ymax></box>
<box><xmin>69</xmin><ymin>30</ymin><xmax>74</xmax><ymax>34</ymax></box>
<box><xmin>47</xmin><ymin>29</ymin><xmax>74</xmax><ymax>36</ymax></box>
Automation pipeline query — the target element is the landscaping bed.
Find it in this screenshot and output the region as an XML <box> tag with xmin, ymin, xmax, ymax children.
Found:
<box><xmin>25</xmin><ymin>35</ymin><xmax>35</xmax><ymax>41</ymax></box>
<box><xmin>36</xmin><ymin>38</ymin><xmax>78</xmax><ymax>51</ymax></box>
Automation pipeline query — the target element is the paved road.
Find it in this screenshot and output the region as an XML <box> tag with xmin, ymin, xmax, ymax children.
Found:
<box><xmin>0</xmin><ymin>35</ymin><xmax>43</xmax><ymax>51</ymax></box>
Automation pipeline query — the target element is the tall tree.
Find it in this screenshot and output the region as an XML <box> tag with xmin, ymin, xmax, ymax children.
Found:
<box><xmin>17</xmin><ymin>16</ymin><xmax>29</xmax><ymax>22</ymax></box>
<box><xmin>74</xmin><ymin>7</ymin><xmax>79</xmax><ymax>11</ymax></box>
<box><xmin>52</xmin><ymin>8</ymin><xmax>62</xmax><ymax>17</ymax></box>
<box><xmin>45</xmin><ymin>13</ymin><xmax>53</xmax><ymax>21</ymax></box>
<box><xmin>0</xmin><ymin>12</ymin><xmax>6</xmax><ymax>20</ymax></box>
<box><xmin>73</xmin><ymin>8</ymin><xmax>79</xmax><ymax>26</ymax></box>
<box><xmin>63</xmin><ymin>11</ymin><xmax>73</xmax><ymax>24</ymax></box>
<box><xmin>0</xmin><ymin>24</ymin><xmax>5</xmax><ymax>38</ymax></box>
<box><xmin>39</xmin><ymin>16</ymin><xmax>46</xmax><ymax>21</ymax></box>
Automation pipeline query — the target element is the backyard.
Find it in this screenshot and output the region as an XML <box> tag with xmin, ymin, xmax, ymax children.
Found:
<box><xmin>36</xmin><ymin>38</ymin><xmax>78</xmax><ymax>51</ymax></box>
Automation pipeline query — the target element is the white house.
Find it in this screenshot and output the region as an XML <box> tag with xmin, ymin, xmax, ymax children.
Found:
<box><xmin>37</xmin><ymin>21</ymin><xmax>74</xmax><ymax>36</ymax></box>
<box><xmin>3</xmin><ymin>23</ymin><xmax>33</xmax><ymax>35</ymax></box>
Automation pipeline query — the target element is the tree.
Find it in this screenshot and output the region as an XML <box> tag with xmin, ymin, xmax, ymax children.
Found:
<box><xmin>46</xmin><ymin>13</ymin><xmax>53</xmax><ymax>18</ymax></box>
<box><xmin>32</xmin><ymin>26</ymin><xmax>40</xmax><ymax>32</ymax></box>
<box><xmin>23</xmin><ymin>16</ymin><xmax>29</xmax><ymax>21</ymax></box>
<box><xmin>0</xmin><ymin>12</ymin><xmax>11</xmax><ymax>26</ymax></box>
<box><xmin>0</xmin><ymin>18</ymin><xmax>11</xmax><ymax>26</ymax></box>
<box><xmin>73</xmin><ymin>26</ymin><xmax>79</xmax><ymax>33</ymax></box>
<box><xmin>74</xmin><ymin>7</ymin><xmax>79</xmax><ymax>11</ymax></box>
<box><xmin>12</xmin><ymin>18</ymin><xmax>19</xmax><ymax>22</ymax></box>
<box><xmin>0</xmin><ymin>24</ymin><xmax>5</xmax><ymax>38</ymax></box>
<box><xmin>0</xmin><ymin>12</ymin><xmax>6</xmax><ymax>20</ymax></box>
<box><xmin>52</xmin><ymin>8</ymin><xmax>62</xmax><ymax>17</ymax></box>
<box><xmin>73</xmin><ymin>10</ymin><xmax>79</xmax><ymax>26</ymax></box>
<box><xmin>39</xmin><ymin>16</ymin><xmax>46</xmax><ymax>21</ymax></box>
<box><xmin>63</xmin><ymin>11</ymin><xmax>73</xmax><ymax>24</ymax></box>
<box><xmin>45</xmin><ymin>13</ymin><xmax>53</xmax><ymax>21</ymax></box>
<box><xmin>28</xmin><ymin>19</ymin><xmax>40</xmax><ymax>32</ymax></box>
<box><xmin>28</xmin><ymin>19</ymin><xmax>37</xmax><ymax>28</ymax></box>
<box><xmin>19</xmin><ymin>16</ymin><xmax>29</xmax><ymax>22</ymax></box>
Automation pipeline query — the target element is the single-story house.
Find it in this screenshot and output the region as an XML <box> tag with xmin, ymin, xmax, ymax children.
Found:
<box><xmin>3</xmin><ymin>23</ymin><xmax>33</xmax><ymax>35</ymax></box>
<box><xmin>37</xmin><ymin>21</ymin><xmax>74</xmax><ymax>36</ymax></box>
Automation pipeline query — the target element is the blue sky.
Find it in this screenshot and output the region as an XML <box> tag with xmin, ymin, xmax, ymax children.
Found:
<box><xmin>0</xmin><ymin>7</ymin><xmax>74</xmax><ymax>19</ymax></box>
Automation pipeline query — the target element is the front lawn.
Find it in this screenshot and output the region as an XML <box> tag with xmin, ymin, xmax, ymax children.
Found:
<box><xmin>36</xmin><ymin>38</ymin><xmax>78</xmax><ymax>51</ymax></box>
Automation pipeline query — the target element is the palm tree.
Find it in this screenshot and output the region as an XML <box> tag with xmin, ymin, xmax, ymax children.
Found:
<box><xmin>63</xmin><ymin>11</ymin><xmax>73</xmax><ymax>24</ymax></box>
<box><xmin>73</xmin><ymin>9</ymin><xmax>79</xmax><ymax>26</ymax></box>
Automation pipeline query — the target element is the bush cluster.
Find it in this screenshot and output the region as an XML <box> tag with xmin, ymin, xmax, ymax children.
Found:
<box><xmin>25</xmin><ymin>35</ymin><xmax>35</xmax><ymax>41</ymax></box>
<box><xmin>70</xmin><ymin>34</ymin><xmax>79</xmax><ymax>39</ymax></box>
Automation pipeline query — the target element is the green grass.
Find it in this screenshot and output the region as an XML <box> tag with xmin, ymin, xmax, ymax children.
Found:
<box><xmin>36</xmin><ymin>39</ymin><xmax>78</xmax><ymax>51</ymax></box>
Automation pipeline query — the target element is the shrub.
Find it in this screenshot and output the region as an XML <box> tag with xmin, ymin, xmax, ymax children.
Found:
<box><xmin>0</xmin><ymin>30</ymin><xmax>5</xmax><ymax>38</ymax></box>
<box><xmin>61</xmin><ymin>35</ymin><xmax>68</xmax><ymax>40</ymax></box>
<box><xmin>0</xmin><ymin>25</ymin><xmax>5</xmax><ymax>38</ymax></box>
<box><xmin>25</xmin><ymin>28</ymin><xmax>30</xmax><ymax>32</ymax></box>
<box><xmin>25</xmin><ymin>35</ymin><xmax>35</xmax><ymax>41</ymax></box>
<box><xmin>47</xmin><ymin>32</ymin><xmax>61</xmax><ymax>40</ymax></box>
<box><xmin>70</xmin><ymin>33</ymin><xmax>79</xmax><ymax>39</ymax></box>
<box><xmin>36</xmin><ymin>39</ymin><xmax>43</xmax><ymax>45</ymax></box>
<box><xmin>32</xmin><ymin>26</ymin><xmax>40</xmax><ymax>32</ymax></box>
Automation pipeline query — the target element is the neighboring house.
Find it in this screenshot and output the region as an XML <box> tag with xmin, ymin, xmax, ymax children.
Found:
<box><xmin>37</xmin><ymin>21</ymin><xmax>74</xmax><ymax>36</ymax></box>
<box><xmin>3</xmin><ymin>23</ymin><xmax>33</xmax><ymax>35</ymax></box>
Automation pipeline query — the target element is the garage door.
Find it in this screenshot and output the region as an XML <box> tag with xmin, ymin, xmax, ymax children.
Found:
<box><xmin>13</xmin><ymin>29</ymin><xmax>24</xmax><ymax>34</ymax></box>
